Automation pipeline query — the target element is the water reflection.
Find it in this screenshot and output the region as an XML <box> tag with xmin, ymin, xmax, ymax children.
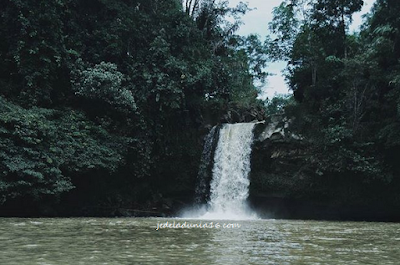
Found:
<box><xmin>0</xmin><ymin>218</ymin><xmax>400</xmax><ymax>265</ymax></box>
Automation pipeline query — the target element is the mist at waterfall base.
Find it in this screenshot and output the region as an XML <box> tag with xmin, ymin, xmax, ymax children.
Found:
<box><xmin>181</xmin><ymin>123</ymin><xmax>259</xmax><ymax>220</ymax></box>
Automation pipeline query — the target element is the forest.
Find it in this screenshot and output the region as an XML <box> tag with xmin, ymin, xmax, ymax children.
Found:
<box><xmin>1</xmin><ymin>0</ymin><xmax>400</xmax><ymax>219</ymax></box>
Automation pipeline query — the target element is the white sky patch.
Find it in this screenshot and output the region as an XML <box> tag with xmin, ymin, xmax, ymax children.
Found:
<box><xmin>228</xmin><ymin>0</ymin><xmax>376</xmax><ymax>100</ymax></box>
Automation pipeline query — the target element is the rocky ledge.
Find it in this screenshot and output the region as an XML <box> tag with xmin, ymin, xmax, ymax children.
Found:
<box><xmin>248</xmin><ymin>115</ymin><xmax>400</xmax><ymax>221</ymax></box>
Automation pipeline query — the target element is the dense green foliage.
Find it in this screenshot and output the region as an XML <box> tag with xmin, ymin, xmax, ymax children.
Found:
<box><xmin>3</xmin><ymin>0</ymin><xmax>398</xmax><ymax>219</ymax></box>
<box><xmin>0</xmin><ymin>0</ymin><xmax>266</xmax><ymax>215</ymax></box>
<box><xmin>0</xmin><ymin>97</ymin><xmax>127</xmax><ymax>204</ymax></box>
<box><xmin>266</xmin><ymin>0</ymin><xmax>400</xmax><ymax>208</ymax></box>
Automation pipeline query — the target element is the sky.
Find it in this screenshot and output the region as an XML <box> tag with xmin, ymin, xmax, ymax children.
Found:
<box><xmin>228</xmin><ymin>0</ymin><xmax>377</xmax><ymax>99</ymax></box>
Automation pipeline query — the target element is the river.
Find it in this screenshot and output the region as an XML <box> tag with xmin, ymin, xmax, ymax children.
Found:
<box><xmin>1</xmin><ymin>218</ymin><xmax>399</xmax><ymax>264</ymax></box>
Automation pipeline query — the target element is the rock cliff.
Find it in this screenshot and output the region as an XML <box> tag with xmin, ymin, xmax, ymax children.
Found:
<box><xmin>248</xmin><ymin>115</ymin><xmax>400</xmax><ymax>221</ymax></box>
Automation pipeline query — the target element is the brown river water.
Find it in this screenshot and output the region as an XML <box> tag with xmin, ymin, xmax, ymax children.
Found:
<box><xmin>0</xmin><ymin>218</ymin><xmax>399</xmax><ymax>265</ymax></box>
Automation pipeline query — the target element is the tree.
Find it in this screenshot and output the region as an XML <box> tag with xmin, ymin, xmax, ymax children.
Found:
<box><xmin>72</xmin><ymin>61</ymin><xmax>136</xmax><ymax>113</ymax></box>
<box><xmin>0</xmin><ymin>96</ymin><xmax>127</xmax><ymax>204</ymax></box>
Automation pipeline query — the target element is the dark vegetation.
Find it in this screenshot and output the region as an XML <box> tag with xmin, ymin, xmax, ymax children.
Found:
<box><xmin>0</xmin><ymin>0</ymin><xmax>266</xmax><ymax>216</ymax></box>
<box><xmin>250</xmin><ymin>0</ymin><xmax>400</xmax><ymax>221</ymax></box>
<box><xmin>1</xmin><ymin>0</ymin><xmax>400</xmax><ymax>220</ymax></box>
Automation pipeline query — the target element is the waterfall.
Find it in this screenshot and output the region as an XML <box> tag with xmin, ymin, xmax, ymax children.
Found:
<box><xmin>201</xmin><ymin>123</ymin><xmax>257</xmax><ymax>220</ymax></box>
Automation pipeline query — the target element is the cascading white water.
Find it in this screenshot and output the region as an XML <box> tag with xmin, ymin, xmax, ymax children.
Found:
<box><xmin>201</xmin><ymin>123</ymin><xmax>257</xmax><ymax>220</ymax></box>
